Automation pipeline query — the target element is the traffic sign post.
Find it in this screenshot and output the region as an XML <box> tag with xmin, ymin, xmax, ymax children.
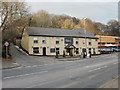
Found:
<box><xmin>4</xmin><ymin>42</ymin><xmax>9</xmax><ymax>59</ymax></box>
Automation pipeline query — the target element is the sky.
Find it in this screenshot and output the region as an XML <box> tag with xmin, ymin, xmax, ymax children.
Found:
<box><xmin>26</xmin><ymin>0</ymin><xmax>118</xmax><ymax>24</ymax></box>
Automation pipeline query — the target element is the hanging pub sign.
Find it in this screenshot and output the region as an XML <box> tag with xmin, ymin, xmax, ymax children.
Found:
<box><xmin>64</xmin><ymin>37</ymin><xmax>73</xmax><ymax>44</ymax></box>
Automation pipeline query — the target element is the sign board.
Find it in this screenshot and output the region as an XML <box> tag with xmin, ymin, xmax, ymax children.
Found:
<box><xmin>4</xmin><ymin>42</ymin><xmax>9</xmax><ymax>47</ymax></box>
<box><xmin>65</xmin><ymin>37</ymin><xmax>73</xmax><ymax>44</ymax></box>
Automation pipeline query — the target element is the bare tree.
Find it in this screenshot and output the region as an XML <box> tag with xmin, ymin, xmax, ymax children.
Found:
<box><xmin>1</xmin><ymin>1</ymin><xmax>30</xmax><ymax>42</ymax></box>
<box><xmin>107</xmin><ymin>20</ymin><xmax>119</xmax><ymax>36</ymax></box>
<box><xmin>1</xmin><ymin>2</ymin><xmax>29</xmax><ymax>31</ymax></box>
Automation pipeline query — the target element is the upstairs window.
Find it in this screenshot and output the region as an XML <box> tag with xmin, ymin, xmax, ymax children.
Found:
<box><xmin>56</xmin><ymin>38</ymin><xmax>60</xmax><ymax>44</ymax></box>
<box><xmin>88</xmin><ymin>39</ymin><xmax>92</xmax><ymax>45</ymax></box>
<box><xmin>42</xmin><ymin>37</ymin><xmax>46</xmax><ymax>44</ymax></box>
<box><xmin>34</xmin><ymin>37</ymin><xmax>38</xmax><ymax>43</ymax></box>
<box><xmin>75</xmin><ymin>38</ymin><xmax>79</xmax><ymax>44</ymax></box>
<box><xmin>76</xmin><ymin>40</ymin><xmax>79</xmax><ymax>44</ymax></box>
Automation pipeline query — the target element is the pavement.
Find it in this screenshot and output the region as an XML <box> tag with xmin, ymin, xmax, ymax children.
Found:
<box><xmin>2</xmin><ymin>53</ymin><xmax>118</xmax><ymax>88</ymax></box>
<box><xmin>2</xmin><ymin>60</ymin><xmax>21</xmax><ymax>70</ymax></box>
<box><xmin>100</xmin><ymin>76</ymin><xmax>119</xmax><ymax>88</ymax></box>
<box><xmin>2</xmin><ymin>44</ymin><xmax>60</xmax><ymax>69</ymax></box>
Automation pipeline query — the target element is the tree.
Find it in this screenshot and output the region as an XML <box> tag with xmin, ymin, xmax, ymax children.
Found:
<box><xmin>107</xmin><ymin>20</ymin><xmax>119</xmax><ymax>36</ymax></box>
<box><xmin>1</xmin><ymin>1</ymin><xmax>30</xmax><ymax>58</ymax></box>
<box><xmin>1</xmin><ymin>2</ymin><xmax>30</xmax><ymax>40</ymax></box>
<box><xmin>62</xmin><ymin>19</ymin><xmax>74</xmax><ymax>29</ymax></box>
<box><xmin>31</xmin><ymin>10</ymin><xmax>52</xmax><ymax>27</ymax></box>
<box><xmin>1</xmin><ymin>2</ymin><xmax>29</xmax><ymax>31</ymax></box>
<box><xmin>94</xmin><ymin>22</ymin><xmax>106</xmax><ymax>35</ymax></box>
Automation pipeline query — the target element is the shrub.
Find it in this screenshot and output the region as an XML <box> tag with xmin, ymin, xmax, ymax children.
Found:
<box><xmin>56</xmin><ymin>51</ymin><xmax>59</xmax><ymax>58</ymax></box>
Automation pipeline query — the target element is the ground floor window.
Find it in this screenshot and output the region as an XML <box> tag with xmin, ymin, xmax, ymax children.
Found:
<box><xmin>50</xmin><ymin>48</ymin><xmax>55</xmax><ymax>53</ymax></box>
<box><xmin>33</xmin><ymin>47</ymin><xmax>39</xmax><ymax>53</ymax></box>
<box><xmin>82</xmin><ymin>48</ymin><xmax>86</xmax><ymax>53</ymax></box>
<box><xmin>76</xmin><ymin>48</ymin><xmax>79</xmax><ymax>54</ymax></box>
<box><xmin>56</xmin><ymin>48</ymin><xmax>60</xmax><ymax>54</ymax></box>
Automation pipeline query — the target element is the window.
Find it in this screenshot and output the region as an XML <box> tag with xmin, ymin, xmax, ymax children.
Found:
<box><xmin>76</xmin><ymin>48</ymin><xmax>79</xmax><ymax>54</ymax></box>
<box><xmin>34</xmin><ymin>37</ymin><xmax>38</xmax><ymax>43</ymax></box>
<box><xmin>82</xmin><ymin>48</ymin><xmax>86</xmax><ymax>53</ymax></box>
<box><xmin>89</xmin><ymin>48</ymin><xmax>91</xmax><ymax>54</ymax></box>
<box><xmin>93</xmin><ymin>48</ymin><xmax>96</xmax><ymax>54</ymax></box>
<box><xmin>50</xmin><ymin>48</ymin><xmax>55</xmax><ymax>53</ymax></box>
<box><xmin>33</xmin><ymin>47</ymin><xmax>39</xmax><ymax>53</ymax></box>
<box><xmin>75</xmin><ymin>38</ymin><xmax>79</xmax><ymax>44</ymax></box>
<box><xmin>76</xmin><ymin>39</ymin><xmax>79</xmax><ymax>44</ymax></box>
<box><xmin>96</xmin><ymin>39</ymin><xmax>98</xmax><ymax>41</ymax></box>
<box><xmin>56</xmin><ymin>38</ymin><xmax>60</xmax><ymax>44</ymax></box>
<box><xmin>42</xmin><ymin>37</ymin><xmax>46</xmax><ymax>44</ymax></box>
<box><xmin>56</xmin><ymin>48</ymin><xmax>60</xmax><ymax>54</ymax></box>
<box><xmin>88</xmin><ymin>39</ymin><xmax>92</xmax><ymax>45</ymax></box>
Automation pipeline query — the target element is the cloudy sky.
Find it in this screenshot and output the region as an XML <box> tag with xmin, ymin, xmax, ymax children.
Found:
<box><xmin>27</xmin><ymin>0</ymin><xmax>118</xmax><ymax>24</ymax></box>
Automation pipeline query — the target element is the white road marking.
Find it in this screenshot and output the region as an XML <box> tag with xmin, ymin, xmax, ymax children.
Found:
<box><xmin>88</xmin><ymin>67</ymin><xmax>101</xmax><ymax>72</ymax></box>
<box><xmin>25</xmin><ymin>65</ymin><xmax>43</xmax><ymax>68</ymax></box>
<box><xmin>103</xmin><ymin>65</ymin><xmax>107</xmax><ymax>68</ymax></box>
<box><xmin>3</xmin><ymin>65</ymin><xmax>43</xmax><ymax>71</ymax></box>
<box><xmin>114</xmin><ymin>63</ymin><xmax>118</xmax><ymax>64</ymax></box>
<box><xmin>3</xmin><ymin>70</ymin><xmax>48</xmax><ymax>80</ymax></box>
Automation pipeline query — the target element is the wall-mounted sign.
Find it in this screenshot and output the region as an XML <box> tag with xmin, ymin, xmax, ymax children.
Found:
<box><xmin>65</xmin><ymin>37</ymin><xmax>73</xmax><ymax>44</ymax></box>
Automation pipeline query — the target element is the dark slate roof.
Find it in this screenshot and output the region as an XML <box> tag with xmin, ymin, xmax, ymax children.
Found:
<box><xmin>65</xmin><ymin>44</ymin><xmax>76</xmax><ymax>49</ymax></box>
<box><xmin>26</xmin><ymin>27</ymin><xmax>98</xmax><ymax>39</ymax></box>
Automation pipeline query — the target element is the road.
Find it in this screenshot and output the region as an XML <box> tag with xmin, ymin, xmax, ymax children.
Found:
<box><xmin>9</xmin><ymin>44</ymin><xmax>59</xmax><ymax>66</ymax></box>
<box><xmin>2</xmin><ymin>52</ymin><xmax>118</xmax><ymax>88</ymax></box>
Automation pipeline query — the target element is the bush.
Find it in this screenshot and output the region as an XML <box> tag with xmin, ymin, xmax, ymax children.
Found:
<box><xmin>56</xmin><ymin>51</ymin><xmax>59</xmax><ymax>58</ymax></box>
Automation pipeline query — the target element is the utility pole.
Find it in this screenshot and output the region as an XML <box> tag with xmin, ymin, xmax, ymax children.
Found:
<box><xmin>84</xmin><ymin>18</ymin><xmax>87</xmax><ymax>55</ymax></box>
<box><xmin>100</xmin><ymin>27</ymin><xmax>101</xmax><ymax>54</ymax></box>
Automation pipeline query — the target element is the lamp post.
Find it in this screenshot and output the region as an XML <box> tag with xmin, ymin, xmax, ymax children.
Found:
<box><xmin>100</xmin><ymin>28</ymin><xmax>101</xmax><ymax>54</ymax></box>
<box><xmin>84</xmin><ymin>18</ymin><xmax>87</xmax><ymax>55</ymax></box>
<box><xmin>99</xmin><ymin>28</ymin><xmax>104</xmax><ymax>54</ymax></box>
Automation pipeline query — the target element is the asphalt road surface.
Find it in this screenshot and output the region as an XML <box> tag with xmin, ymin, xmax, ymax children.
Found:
<box><xmin>2</xmin><ymin>53</ymin><xmax>118</xmax><ymax>88</ymax></box>
<box><xmin>9</xmin><ymin>44</ymin><xmax>60</xmax><ymax>66</ymax></box>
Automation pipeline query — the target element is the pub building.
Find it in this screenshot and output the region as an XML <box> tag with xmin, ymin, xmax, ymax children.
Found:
<box><xmin>21</xmin><ymin>27</ymin><xmax>99</xmax><ymax>56</ymax></box>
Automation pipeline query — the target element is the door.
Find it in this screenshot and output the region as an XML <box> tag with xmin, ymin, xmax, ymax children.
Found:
<box><xmin>43</xmin><ymin>47</ymin><xmax>46</xmax><ymax>56</ymax></box>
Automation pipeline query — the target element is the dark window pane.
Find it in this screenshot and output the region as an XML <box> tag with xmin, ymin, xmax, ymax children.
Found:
<box><xmin>76</xmin><ymin>41</ymin><xmax>78</xmax><ymax>44</ymax></box>
<box><xmin>33</xmin><ymin>47</ymin><xmax>39</xmax><ymax>53</ymax></box>
<box><xmin>50</xmin><ymin>48</ymin><xmax>55</xmax><ymax>53</ymax></box>
<box><xmin>56</xmin><ymin>48</ymin><xmax>60</xmax><ymax>54</ymax></box>
<box><xmin>56</xmin><ymin>41</ymin><xmax>59</xmax><ymax>44</ymax></box>
<box><xmin>42</xmin><ymin>40</ymin><xmax>46</xmax><ymax>44</ymax></box>
<box><xmin>34</xmin><ymin>40</ymin><xmax>38</xmax><ymax>43</ymax></box>
<box><xmin>76</xmin><ymin>48</ymin><xmax>79</xmax><ymax>54</ymax></box>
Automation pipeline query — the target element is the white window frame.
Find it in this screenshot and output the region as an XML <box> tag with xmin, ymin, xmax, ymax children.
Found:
<box><xmin>34</xmin><ymin>37</ymin><xmax>38</xmax><ymax>43</ymax></box>
<box><xmin>42</xmin><ymin>37</ymin><xmax>46</xmax><ymax>44</ymax></box>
